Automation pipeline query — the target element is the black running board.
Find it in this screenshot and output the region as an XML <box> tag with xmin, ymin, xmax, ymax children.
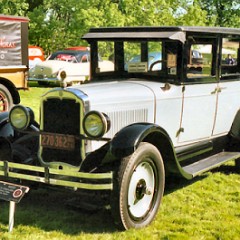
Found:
<box><xmin>182</xmin><ymin>152</ymin><xmax>240</xmax><ymax>177</ymax></box>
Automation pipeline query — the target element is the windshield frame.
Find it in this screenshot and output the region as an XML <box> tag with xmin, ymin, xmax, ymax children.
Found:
<box><xmin>89</xmin><ymin>39</ymin><xmax>183</xmax><ymax>84</ymax></box>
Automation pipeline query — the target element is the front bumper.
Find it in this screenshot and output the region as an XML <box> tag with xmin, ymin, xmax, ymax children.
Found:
<box><xmin>28</xmin><ymin>76</ymin><xmax>60</xmax><ymax>83</ymax></box>
<box><xmin>0</xmin><ymin>161</ymin><xmax>113</xmax><ymax>190</ymax></box>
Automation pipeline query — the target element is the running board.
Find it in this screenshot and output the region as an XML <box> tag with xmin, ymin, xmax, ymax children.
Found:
<box><xmin>182</xmin><ymin>152</ymin><xmax>240</xmax><ymax>178</ymax></box>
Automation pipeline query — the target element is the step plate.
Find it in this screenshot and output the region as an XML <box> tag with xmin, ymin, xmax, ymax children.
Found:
<box><xmin>182</xmin><ymin>152</ymin><xmax>240</xmax><ymax>177</ymax></box>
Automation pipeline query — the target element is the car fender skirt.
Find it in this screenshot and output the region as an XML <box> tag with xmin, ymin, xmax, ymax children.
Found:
<box><xmin>110</xmin><ymin>123</ymin><xmax>170</xmax><ymax>158</ymax></box>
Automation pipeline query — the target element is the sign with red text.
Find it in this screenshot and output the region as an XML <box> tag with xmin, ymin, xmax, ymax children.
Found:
<box><xmin>0</xmin><ymin>15</ymin><xmax>29</xmax><ymax>66</ymax></box>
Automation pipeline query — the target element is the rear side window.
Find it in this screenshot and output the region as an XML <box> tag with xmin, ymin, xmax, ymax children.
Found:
<box><xmin>187</xmin><ymin>43</ymin><xmax>214</xmax><ymax>79</ymax></box>
<box><xmin>221</xmin><ymin>38</ymin><xmax>240</xmax><ymax>78</ymax></box>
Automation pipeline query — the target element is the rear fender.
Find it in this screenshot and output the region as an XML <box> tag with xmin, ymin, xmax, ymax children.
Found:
<box><xmin>230</xmin><ymin>109</ymin><xmax>240</xmax><ymax>138</ymax></box>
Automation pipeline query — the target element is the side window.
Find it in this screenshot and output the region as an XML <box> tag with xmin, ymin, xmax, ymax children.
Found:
<box><xmin>187</xmin><ymin>43</ymin><xmax>213</xmax><ymax>78</ymax></box>
<box><xmin>124</xmin><ymin>42</ymin><xmax>162</xmax><ymax>72</ymax></box>
<box><xmin>221</xmin><ymin>38</ymin><xmax>240</xmax><ymax>76</ymax></box>
<box><xmin>97</xmin><ymin>41</ymin><xmax>115</xmax><ymax>72</ymax></box>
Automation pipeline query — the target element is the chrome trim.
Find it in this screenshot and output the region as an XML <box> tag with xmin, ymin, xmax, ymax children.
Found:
<box><xmin>0</xmin><ymin>161</ymin><xmax>113</xmax><ymax>190</ymax></box>
<box><xmin>38</xmin><ymin>88</ymin><xmax>90</xmax><ymax>170</ymax></box>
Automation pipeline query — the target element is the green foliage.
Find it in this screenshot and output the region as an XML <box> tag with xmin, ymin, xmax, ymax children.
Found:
<box><xmin>176</xmin><ymin>2</ymin><xmax>208</xmax><ymax>26</ymax></box>
<box><xmin>0</xmin><ymin>0</ymin><xmax>239</xmax><ymax>57</ymax></box>
<box><xmin>0</xmin><ymin>0</ymin><xmax>28</xmax><ymax>16</ymax></box>
<box><xmin>197</xmin><ymin>0</ymin><xmax>240</xmax><ymax>27</ymax></box>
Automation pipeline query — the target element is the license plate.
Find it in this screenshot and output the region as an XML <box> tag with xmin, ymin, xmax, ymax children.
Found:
<box><xmin>41</xmin><ymin>133</ymin><xmax>75</xmax><ymax>151</ymax></box>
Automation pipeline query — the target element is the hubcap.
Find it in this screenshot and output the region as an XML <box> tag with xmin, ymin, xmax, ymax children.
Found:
<box><xmin>128</xmin><ymin>161</ymin><xmax>155</xmax><ymax>219</ymax></box>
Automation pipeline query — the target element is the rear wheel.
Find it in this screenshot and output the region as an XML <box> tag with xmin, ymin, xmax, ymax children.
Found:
<box><xmin>235</xmin><ymin>159</ymin><xmax>240</xmax><ymax>172</ymax></box>
<box><xmin>111</xmin><ymin>142</ymin><xmax>165</xmax><ymax>230</ymax></box>
<box><xmin>0</xmin><ymin>84</ymin><xmax>13</xmax><ymax>112</ymax></box>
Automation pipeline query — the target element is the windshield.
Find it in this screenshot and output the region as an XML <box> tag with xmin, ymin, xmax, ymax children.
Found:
<box><xmin>91</xmin><ymin>40</ymin><xmax>182</xmax><ymax>82</ymax></box>
<box><xmin>48</xmin><ymin>50</ymin><xmax>90</xmax><ymax>63</ymax></box>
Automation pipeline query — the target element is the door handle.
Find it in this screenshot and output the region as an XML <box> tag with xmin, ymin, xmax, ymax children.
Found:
<box><xmin>211</xmin><ymin>87</ymin><xmax>226</xmax><ymax>94</ymax></box>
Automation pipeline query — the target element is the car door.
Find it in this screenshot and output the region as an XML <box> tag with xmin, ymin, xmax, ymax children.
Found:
<box><xmin>178</xmin><ymin>42</ymin><xmax>218</xmax><ymax>143</ymax></box>
<box><xmin>212</xmin><ymin>37</ymin><xmax>240</xmax><ymax>135</ymax></box>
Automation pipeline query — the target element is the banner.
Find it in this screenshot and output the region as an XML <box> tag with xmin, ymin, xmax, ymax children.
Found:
<box><xmin>0</xmin><ymin>17</ymin><xmax>28</xmax><ymax>66</ymax></box>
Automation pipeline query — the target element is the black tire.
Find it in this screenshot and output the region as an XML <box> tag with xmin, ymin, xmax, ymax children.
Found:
<box><xmin>111</xmin><ymin>142</ymin><xmax>165</xmax><ymax>230</ymax></box>
<box><xmin>235</xmin><ymin>159</ymin><xmax>240</xmax><ymax>172</ymax></box>
<box><xmin>0</xmin><ymin>84</ymin><xmax>14</xmax><ymax>112</ymax></box>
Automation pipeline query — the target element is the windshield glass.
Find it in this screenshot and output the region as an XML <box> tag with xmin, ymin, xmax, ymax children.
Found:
<box><xmin>48</xmin><ymin>50</ymin><xmax>90</xmax><ymax>63</ymax></box>
<box><xmin>92</xmin><ymin>40</ymin><xmax>182</xmax><ymax>82</ymax></box>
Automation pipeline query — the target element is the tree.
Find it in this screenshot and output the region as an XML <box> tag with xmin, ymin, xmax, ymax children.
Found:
<box><xmin>175</xmin><ymin>1</ymin><xmax>208</xmax><ymax>26</ymax></box>
<box><xmin>1</xmin><ymin>0</ymin><xmax>238</xmax><ymax>54</ymax></box>
<box><xmin>0</xmin><ymin>0</ymin><xmax>28</xmax><ymax>16</ymax></box>
<box><xmin>196</xmin><ymin>0</ymin><xmax>240</xmax><ymax>27</ymax></box>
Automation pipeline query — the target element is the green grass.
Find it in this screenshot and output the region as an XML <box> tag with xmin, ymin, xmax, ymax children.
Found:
<box><xmin>0</xmin><ymin>85</ymin><xmax>239</xmax><ymax>239</ymax></box>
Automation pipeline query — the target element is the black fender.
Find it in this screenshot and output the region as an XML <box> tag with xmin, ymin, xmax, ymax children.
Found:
<box><xmin>0</xmin><ymin>78</ymin><xmax>20</xmax><ymax>104</ymax></box>
<box><xmin>110</xmin><ymin>123</ymin><xmax>169</xmax><ymax>158</ymax></box>
<box><xmin>0</xmin><ymin>111</ymin><xmax>39</xmax><ymax>164</ymax></box>
<box><xmin>0</xmin><ymin>112</ymin><xmax>14</xmax><ymax>138</ymax></box>
<box><xmin>109</xmin><ymin>123</ymin><xmax>181</xmax><ymax>175</ymax></box>
<box><xmin>230</xmin><ymin>109</ymin><xmax>240</xmax><ymax>138</ymax></box>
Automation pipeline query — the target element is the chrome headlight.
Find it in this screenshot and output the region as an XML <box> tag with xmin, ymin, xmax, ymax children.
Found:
<box><xmin>60</xmin><ymin>70</ymin><xmax>67</xmax><ymax>80</ymax></box>
<box><xmin>9</xmin><ymin>105</ymin><xmax>35</xmax><ymax>130</ymax></box>
<box><xmin>83</xmin><ymin>111</ymin><xmax>110</xmax><ymax>138</ymax></box>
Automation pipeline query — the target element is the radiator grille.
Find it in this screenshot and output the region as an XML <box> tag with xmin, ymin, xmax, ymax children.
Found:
<box><xmin>41</xmin><ymin>98</ymin><xmax>82</xmax><ymax>166</ymax></box>
<box><xmin>105</xmin><ymin>108</ymin><xmax>148</xmax><ymax>138</ymax></box>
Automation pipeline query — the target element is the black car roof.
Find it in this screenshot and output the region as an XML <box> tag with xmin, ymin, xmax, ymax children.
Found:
<box><xmin>85</xmin><ymin>26</ymin><xmax>240</xmax><ymax>35</ymax></box>
<box><xmin>82</xmin><ymin>26</ymin><xmax>240</xmax><ymax>43</ymax></box>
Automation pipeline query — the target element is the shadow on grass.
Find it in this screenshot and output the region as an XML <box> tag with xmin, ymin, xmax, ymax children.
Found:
<box><xmin>0</xmin><ymin>163</ymin><xmax>238</xmax><ymax>235</ymax></box>
<box><xmin>164</xmin><ymin>161</ymin><xmax>239</xmax><ymax>194</ymax></box>
<box><xmin>0</xmin><ymin>188</ymin><xmax>118</xmax><ymax>235</ymax></box>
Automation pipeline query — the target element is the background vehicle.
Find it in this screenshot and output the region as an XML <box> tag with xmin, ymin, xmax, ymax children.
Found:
<box><xmin>0</xmin><ymin>26</ymin><xmax>240</xmax><ymax>230</ymax></box>
<box><xmin>0</xmin><ymin>14</ymin><xmax>29</xmax><ymax>111</ymax></box>
<box><xmin>28</xmin><ymin>45</ymin><xmax>44</xmax><ymax>69</ymax></box>
<box><xmin>28</xmin><ymin>47</ymin><xmax>114</xmax><ymax>86</ymax></box>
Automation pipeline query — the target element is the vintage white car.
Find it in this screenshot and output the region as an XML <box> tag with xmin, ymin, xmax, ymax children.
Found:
<box><xmin>28</xmin><ymin>47</ymin><xmax>114</xmax><ymax>86</ymax></box>
<box><xmin>1</xmin><ymin>26</ymin><xmax>240</xmax><ymax>230</ymax></box>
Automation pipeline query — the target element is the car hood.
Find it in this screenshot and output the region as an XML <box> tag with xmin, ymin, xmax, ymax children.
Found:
<box><xmin>68</xmin><ymin>79</ymin><xmax>180</xmax><ymax>145</ymax></box>
<box><xmin>72</xmin><ymin>80</ymin><xmax>160</xmax><ymax>107</ymax></box>
<box><xmin>70</xmin><ymin>80</ymin><xmax>171</xmax><ymax>124</ymax></box>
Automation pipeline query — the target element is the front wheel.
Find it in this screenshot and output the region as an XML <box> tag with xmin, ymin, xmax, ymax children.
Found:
<box><xmin>111</xmin><ymin>142</ymin><xmax>165</xmax><ymax>230</ymax></box>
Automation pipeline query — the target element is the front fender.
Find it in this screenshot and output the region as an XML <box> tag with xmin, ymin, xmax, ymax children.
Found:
<box><xmin>0</xmin><ymin>112</ymin><xmax>14</xmax><ymax>138</ymax></box>
<box><xmin>110</xmin><ymin>122</ymin><xmax>171</xmax><ymax>158</ymax></box>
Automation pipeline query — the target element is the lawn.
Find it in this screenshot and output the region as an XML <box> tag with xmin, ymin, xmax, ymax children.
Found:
<box><xmin>0</xmin><ymin>85</ymin><xmax>239</xmax><ymax>239</ymax></box>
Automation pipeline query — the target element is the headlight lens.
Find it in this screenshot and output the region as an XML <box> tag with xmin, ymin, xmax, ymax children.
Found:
<box><xmin>9</xmin><ymin>105</ymin><xmax>34</xmax><ymax>130</ymax></box>
<box><xmin>83</xmin><ymin>111</ymin><xmax>110</xmax><ymax>138</ymax></box>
